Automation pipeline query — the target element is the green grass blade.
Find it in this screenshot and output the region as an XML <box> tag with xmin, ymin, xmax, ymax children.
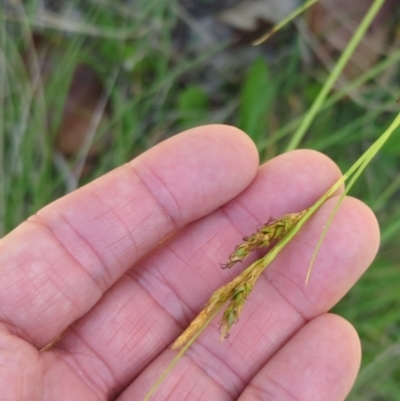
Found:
<box><xmin>257</xmin><ymin>48</ymin><xmax>400</xmax><ymax>152</ymax></box>
<box><xmin>305</xmin><ymin>112</ymin><xmax>400</xmax><ymax>283</ymax></box>
<box><xmin>252</xmin><ymin>0</ymin><xmax>320</xmax><ymax>45</ymax></box>
<box><xmin>285</xmin><ymin>0</ymin><xmax>387</xmax><ymax>151</ymax></box>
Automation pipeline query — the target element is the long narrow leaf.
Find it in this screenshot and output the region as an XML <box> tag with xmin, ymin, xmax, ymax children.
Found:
<box><xmin>285</xmin><ymin>0</ymin><xmax>387</xmax><ymax>151</ymax></box>
<box><xmin>306</xmin><ymin>112</ymin><xmax>400</xmax><ymax>283</ymax></box>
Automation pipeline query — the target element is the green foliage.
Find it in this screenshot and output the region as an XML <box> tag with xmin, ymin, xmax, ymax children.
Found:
<box><xmin>177</xmin><ymin>85</ymin><xmax>209</xmax><ymax>128</ymax></box>
<box><xmin>238</xmin><ymin>57</ymin><xmax>274</xmax><ymax>144</ymax></box>
<box><xmin>178</xmin><ymin>85</ymin><xmax>208</xmax><ymax>112</ymax></box>
<box><xmin>382</xmin><ymin>126</ymin><xmax>400</xmax><ymax>155</ymax></box>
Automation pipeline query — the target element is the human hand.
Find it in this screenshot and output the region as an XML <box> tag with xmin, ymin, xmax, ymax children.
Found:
<box><xmin>0</xmin><ymin>125</ymin><xmax>379</xmax><ymax>400</ymax></box>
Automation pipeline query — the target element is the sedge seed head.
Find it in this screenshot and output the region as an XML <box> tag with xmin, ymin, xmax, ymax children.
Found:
<box><xmin>173</xmin><ymin>210</ymin><xmax>308</xmax><ymax>348</ymax></box>
<box><xmin>221</xmin><ymin>212</ymin><xmax>305</xmax><ymax>270</ymax></box>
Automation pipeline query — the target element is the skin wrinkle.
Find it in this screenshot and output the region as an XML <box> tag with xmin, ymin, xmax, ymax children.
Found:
<box><xmin>186</xmin><ymin>340</ymin><xmax>245</xmax><ymax>398</ymax></box>
<box><xmin>165</xmin><ymin>373</ymin><xmax>190</xmax><ymax>401</ymax></box>
<box><xmin>79</xmin><ymin>185</ymin><xmax>140</xmax><ymax>271</ymax></box>
<box><xmin>285</xmin><ymin>152</ymin><xmax>339</xmax><ymax>198</ymax></box>
<box><xmin>102</xmin><ymin>191</ymin><xmax>140</xmax><ymax>217</ymax></box>
<box><xmin>217</xmin><ymin>277</ymin><xmax>304</xmax><ymax>378</ymax></box>
<box><xmin>100</xmin><ymin>287</ymin><xmax>140</xmax><ymax>350</ymax></box>
<box><xmin>32</xmin><ymin>282</ymin><xmax>76</xmax><ymax>340</ymax></box>
<box><xmin>184</xmin><ymin>246</ymin><xmax>220</xmax><ymax>286</ymax></box>
<box><xmin>122</xmin><ymin>306</ymin><xmax>163</xmax><ymax>356</ymax></box>
<box><xmin>219</xmin><ymin>203</ymin><xmax>251</xmax><ymax>239</ymax></box>
<box><xmin>128</xmin><ymin>263</ymin><xmax>193</xmax><ymax>330</ymax></box>
<box><xmin>56</xmin><ymin>325</ymin><xmax>119</xmax><ymax>397</ymax></box>
<box><xmin>257</xmin><ymin>154</ymin><xmax>341</xmax><ymax>215</ymax></box>
<box><xmin>0</xmin><ymin>268</ymin><xmax>42</xmax><ymax>332</ymax></box>
<box><xmin>163</xmin><ymin>243</ymin><xmax>193</xmax><ymax>275</ymax></box>
<box><xmin>195</xmin><ymin>251</ymin><xmax>220</xmax><ymax>283</ymax></box>
<box><xmin>22</xmin><ymin>247</ymin><xmax>100</xmax><ymax>330</ymax></box>
<box><xmin>147</xmin><ymin>269</ymin><xmax>196</xmax><ymax>327</ymax></box>
<box><xmin>103</xmin><ymin>210</ymin><xmax>158</xmax><ymax>253</ymax></box>
<box><xmin>132</xmin><ymin>287</ymin><xmax>178</xmax><ymax>349</ymax></box>
<box><xmin>178</xmin><ymin>380</ymin><xmax>205</xmax><ymax>401</ymax></box>
<box><xmin>245</xmin><ymin>374</ymin><xmax>300</xmax><ymax>401</ymax></box>
<box><xmin>164</xmin><ymin>360</ymin><xmax>229</xmax><ymax>401</ymax></box>
<box><xmin>85</xmin><ymin>180</ymin><xmax>166</xmax><ymax>267</ymax></box>
<box><xmin>267</xmin><ymin>266</ymin><xmax>313</xmax><ymax>305</ymax></box>
<box><xmin>266</xmin><ymin>273</ymin><xmax>309</xmax><ymax>324</ymax></box>
<box><xmin>116</xmin><ymin>278</ymin><xmax>176</xmax><ymax>345</ymax></box>
<box><xmin>130</xmin><ymin>221</ymin><xmax>231</xmax><ymax>328</ymax></box>
<box><xmin>44</xmin><ymin>166</ymin><xmax>175</xmax><ymax>289</ymax></box>
<box><xmin>21</xmin><ymin>355</ymin><xmax>35</xmax><ymax>401</ymax></box>
<box><xmin>130</xmin><ymin>162</ymin><xmax>181</xmax><ymax>230</ymax></box>
<box><xmin>193</xmin><ymin>386</ymin><xmax>208</xmax><ymax>401</ymax></box>
<box><xmin>49</xmin><ymin>353</ymin><xmax>105</xmax><ymax>401</ymax></box>
<box><xmin>225</xmin><ymin>338</ymin><xmax>253</xmax><ymax>375</ymax></box>
<box><xmin>239</xmin><ymin>314</ymin><xmax>361</xmax><ymax>401</ymax></box>
<box><xmin>121</xmin><ymin>309</ymin><xmax>163</xmax><ymax>356</ymax></box>
<box><xmin>1</xmin><ymin>307</ymin><xmax>36</xmax><ymax>345</ymax></box>
<box><xmin>234</xmin><ymin>322</ymin><xmax>278</xmax><ymax>368</ymax></box>
<box><xmin>188</xmin><ymin>229</ymin><xmax>221</xmax><ymax>264</ymax></box>
<box><xmin>81</xmin><ymin>187</ymin><xmax>128</xmax><ymax>222</ymax></box>
<box><xmin>231</xmin><ymin>310</ymin><xmax>275</xmax><ymax>360</ymax></box>
<box><xmin>50</xmin><ymin>257</ymin><xmax>96</xmax><ymax>316</ymax></box>
<box><xmin>60</xmin><ymin>280</ymin><xmax>175</xmax><ymax>396</ymax></box>
<box><xmin>2</xmin><ymin>250</ymin><xmax>83</xmax><ymax>344</ymax></box>
<box><xmin>75</xmin><ymin>189</ymin><xmax>142</xmax><ymax>265</ymax></box>
<box><xmin>231</xmin><ymin>198</ymin><xmax>261</xmax><ymax>229</ymax></box>
<box><xmin>29</xmin><ymin>214</ymin><xmax>108</xmax><ymax>293</ymax></box>
<box><xmin>178</xmin><ymin>223</ymin><xmax>228</xmax><ymax>276</ymax></box>
<box><xmin>287</xmin><ymin>234</ymin><xmax>319</xmax><ymax>253</ymax></box>
<box><xmin>135</xmin><ymin>318</ymin><xmax>168</xmax><ymax>356</ymax></box>
<box><xmin>267</xmin><ymin>374</ymin><xmax>301</xmax><ymax>401</ymax></box>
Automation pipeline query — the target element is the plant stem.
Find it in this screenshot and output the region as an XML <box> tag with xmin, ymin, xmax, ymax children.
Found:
<box><xmin>285</xmin><ymin>0</ymin><xmax>387</xmax><ymax>151</ymax></box>
<box><xmin>252</xmin><ymin>0</ymin><xmax>320</xmax><ymax>45</ymax></box>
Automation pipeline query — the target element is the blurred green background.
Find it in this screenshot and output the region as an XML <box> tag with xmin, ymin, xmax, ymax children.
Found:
<box><xmin>1</xmin><ymin>0</ymin><xmax>400</xmax><ymax>399</ymax></box>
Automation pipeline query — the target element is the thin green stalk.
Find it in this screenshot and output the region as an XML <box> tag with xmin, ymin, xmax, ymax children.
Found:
<box><xmin>306</xmin><ymin>112</ymin><xmax>400</xmax><ymax>283</ymax></box>
<box><xmin>381</xmin><ymin>211</ymin><xmax>400</xmax><ymax>243</ymax></box>
<box><xmin>6</xmin><ymin>0</ymin><xmax>49</xmax><ymax>190</ymax></box>
<box><xmin>257</xmin><ymin>48</ymin><xmax>400</xmax><ymax>152</ymax></box>
<box><xmin>373</xmin><ymin>173</ymin><xmax>400</xmax><ymax>211</ymax></box>
<box><xmin>71</xmin><ymin>68</ymin><xmax>120</xmax><ymax>190</ymax></box>
<box><xmin>285</xmin><ymin>0</ymin><xmax>387</xmax><ymax>151</ymax></box>
<box><xmin>252</xmin><ymin>0</ymin><xmax>320</xmax><ymax>45</ymax></box>
<box><xmin>312</xmin><ymin>110</ymin><xmax>381</xmax><ymax>151</ymax></box>
<box><xmin>327</xmin><ymin>49</ymin><xmax>400</xmax><ymax>107</ymax></box>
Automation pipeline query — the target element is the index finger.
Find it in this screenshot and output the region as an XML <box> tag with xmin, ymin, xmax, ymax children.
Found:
<box><xmin>0</xmin><ymin>125</ymin><xmax>259</xmax><ymax>347</ymax></box>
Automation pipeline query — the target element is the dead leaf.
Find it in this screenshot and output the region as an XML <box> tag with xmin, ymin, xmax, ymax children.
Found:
<box><xmin>56</xmin><ymin>63</ymin><xmax>109</xmax><ymax>162</ymax></box>
<box><xmin>22</xmin><ymin>34</ymin><xmax>110</xmax><ymax>178</ymax></box>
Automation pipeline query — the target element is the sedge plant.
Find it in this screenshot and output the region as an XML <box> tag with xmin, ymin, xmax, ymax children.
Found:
<box><xmin>2</xmin><ymin>0</ymin><xmax>398</xmax><ymax>399</ymax></box>
<box><xmin>143</xmin><ymin>0</ymin><xmax>398</xmax><ymax>399</ymax></box>
<box><xmin>143</xmin><ymin>110</ymin><xmax>400</xmax><ymax>400</ymax></box>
